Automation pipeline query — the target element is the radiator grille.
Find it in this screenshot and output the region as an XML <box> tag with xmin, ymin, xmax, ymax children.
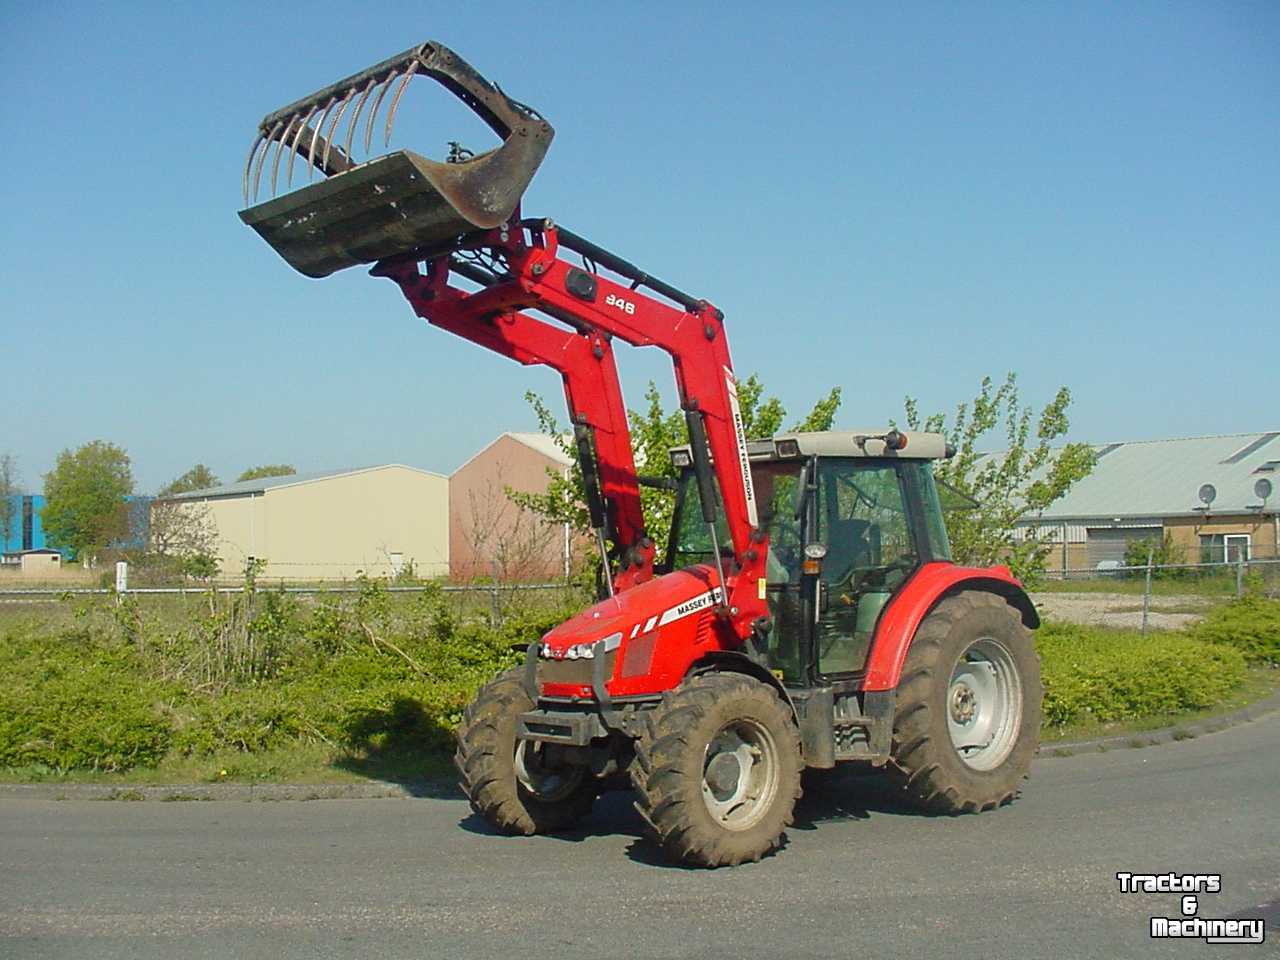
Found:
<box><xmin>538</xmin><ymin>651</ymin><xmax>617</xmax><ymax>687</ymax></box>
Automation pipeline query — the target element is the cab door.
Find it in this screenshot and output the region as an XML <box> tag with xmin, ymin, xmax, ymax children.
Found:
<box><xmin>811</xmin><ymin>459</ymin><xmax>920</xmax><ymax>678</ymax></box>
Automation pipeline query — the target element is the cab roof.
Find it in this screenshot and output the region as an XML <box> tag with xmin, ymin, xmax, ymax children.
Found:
<box><xmin>671</xmin><ymin>430</ymin><xmax>951</xmax><ymax>462</ymax></box>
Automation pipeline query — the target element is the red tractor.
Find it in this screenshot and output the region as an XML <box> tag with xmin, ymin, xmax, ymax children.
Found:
<box><xmin>241</xmin><ymin>41</ymin><xmax>1043</xmax><ymax>867</ymax></box>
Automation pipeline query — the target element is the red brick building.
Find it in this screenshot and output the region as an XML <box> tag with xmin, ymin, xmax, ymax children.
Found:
<box><xmin>449</xmin><ymin>433</ymin><xmax>580</xmax><ymax>581</ymax></box>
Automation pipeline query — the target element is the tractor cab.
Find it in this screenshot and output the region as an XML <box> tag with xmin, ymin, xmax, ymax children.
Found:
<box><xmin>667</xmin><ymin>430</ymin><xmax>955</xmax><ymax>689</ymax></box>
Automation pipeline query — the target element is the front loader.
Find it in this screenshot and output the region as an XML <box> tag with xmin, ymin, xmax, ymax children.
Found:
<box><xmin>240</xmin><ymin>41</ymin><xmax>1043</xmax><ymax>867</ymax></box>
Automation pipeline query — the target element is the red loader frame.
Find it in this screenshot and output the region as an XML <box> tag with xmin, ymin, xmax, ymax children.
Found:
<box><xmin>373</xmin><ymin>218</ymin><xmax>770</xmax><ymax>639</ymax></box>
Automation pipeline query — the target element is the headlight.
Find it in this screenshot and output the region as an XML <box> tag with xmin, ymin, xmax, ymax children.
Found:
<box><xmin>545</xmin><ymin>632</ymin><xmax>624</xmax><ymax>661</ymax></box>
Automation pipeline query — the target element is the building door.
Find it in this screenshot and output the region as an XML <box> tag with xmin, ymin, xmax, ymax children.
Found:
<box><xmin>1086</xmin><ymin>526</ymin><xmax>1161</xmax><ymax>568</ymax></box>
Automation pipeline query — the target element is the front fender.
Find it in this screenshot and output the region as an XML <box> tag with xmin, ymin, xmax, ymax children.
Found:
<box><xmin>862</xmin><ymin>562</ymin><xmax>1038</xmax><ymax>692</ymax></box>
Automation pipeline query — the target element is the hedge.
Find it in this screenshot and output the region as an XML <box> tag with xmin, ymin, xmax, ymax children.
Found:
<box><xmin>0</xmin><ymin>584</ymin><xmax>1261</xmax><ymax>772</ymax></box>
<box><xmin>1036</xmin><ymin>621</ymin><xmax>1247</xmax><ymax>727</ymax></box>
<box><xmin>1187</xmin><ymin>595</ymin><xmax>1280</xmax><ymax>666</ymax></box>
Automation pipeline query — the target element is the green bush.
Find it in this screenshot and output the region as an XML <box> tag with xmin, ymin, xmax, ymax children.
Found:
<box><xmin>1037</xmin><ymin>621</ymin><xmax>1247</xmax><ymax>727</ymax></box>
<box><xmin>1187</xmin><ymin>595</ymin><xmax>1280</xmax><ymax>665</ymax></box>
<box><xmin>9</xmin><ymin>582</ymin><xmax>1258</xmax><ymax>774</ymax></box>
<box><xmin>3</xmin><ymin>580</ymin><xmax>579</xmax><ymax>773</ymax></box>
<box><xmin>1123</xmin><ymin>533</ymin><xmax>1187</xmax><ymax>579</ymax></box>
<box><xmin>0</xmin><ymin>627</ymin><xmax>176</xmax><ymax>771</ymax></box>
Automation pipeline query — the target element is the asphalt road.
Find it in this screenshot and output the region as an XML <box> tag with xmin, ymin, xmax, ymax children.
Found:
<box><xmin>2</xmin><ymin>714</ymin><xmax>1277</xmax><ymax>960</ymax></box>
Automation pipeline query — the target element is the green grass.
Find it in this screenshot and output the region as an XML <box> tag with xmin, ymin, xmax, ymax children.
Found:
<box><xmin>0</xmin><ymin>741</ymin><xmax>457</xmax><ymax>786</ymax></box>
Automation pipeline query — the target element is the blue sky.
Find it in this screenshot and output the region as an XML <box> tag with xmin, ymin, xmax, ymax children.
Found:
<box><xmin>2</xmin><ymin>2</ymin><xmax>1275</xmax><ymax>493</ymax></box>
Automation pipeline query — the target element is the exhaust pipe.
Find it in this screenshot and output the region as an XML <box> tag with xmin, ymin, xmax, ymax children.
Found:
<box><xmin>239</xmin><ymin>41</ymin><xmax>554</xmax><ymax>278</ymax></box>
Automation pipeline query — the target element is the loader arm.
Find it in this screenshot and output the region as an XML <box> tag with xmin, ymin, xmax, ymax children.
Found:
<box><xmin>374</xmin><ymin>221</ymin><xmax>769</xmax><ymax>640</ymax></box>
<box><xmin>374</xmin><ymin>254</ymin><xmax>656</xmax><ymax>592</ymax></box>
<box><xmin>239</xmin><ymin>38</ymin><xmax>768</xmax><ymax>639</ymax></box>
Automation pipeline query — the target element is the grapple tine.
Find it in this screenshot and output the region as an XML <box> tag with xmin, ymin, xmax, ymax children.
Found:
<box><xmin>270</xmin><ymin>116</ymin><xmax>298</xmax><ymax>197</ymax></box>
<box><xmin>286</xmin><ymin>106</ymin><xmax>318</xmax><ymax>188</ymax></box>
<box><xmin>252</xmin><ymin>120</ymin><xmax>285</xmax><ymax>202</ymax></box>
<box><xmin>241</xmin><ymin>41</ymin><xmax>555</xmax><ymax>277</ymax></box>
<box><xmin>384</xmin><ymin>60</ymin><xmax>419</xmax><ymax>147</ymax></box>
<box><xmin>364</xmin><ymin>73</ymin><xmax>396</xmax><ymax>155</ymax></box>
<box><xmin>243</xmin><ymin>131</ymin><xmax>266</xmax><ymax>206</ymax></box>
<box><xmin>321</xmin><ymin>88</ymin><xmax>355</xmax><ymax>172</ymax></box>
<box><xmin>308</xmin><ymin>97</ymin><xmax>338</xmax><ymax>180</ymax></box>
<box><xmin>344</xmin><ymin>77</ymin><xmax>378</xmax><ymax>160</ymax></box>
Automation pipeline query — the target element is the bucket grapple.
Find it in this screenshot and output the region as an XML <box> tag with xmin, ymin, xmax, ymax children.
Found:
<box><xmin>239</xmin><ymin>41</ymin><xmax>553</xmax><ymax>278</ymax></box>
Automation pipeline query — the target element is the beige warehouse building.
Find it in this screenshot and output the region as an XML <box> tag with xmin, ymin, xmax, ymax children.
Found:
<box><xmin>158</xmin><ymin>465</ymin><xmax>448</xmax><ymax>581</ymax></box>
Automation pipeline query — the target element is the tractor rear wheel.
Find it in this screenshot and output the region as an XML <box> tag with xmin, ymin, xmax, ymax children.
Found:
<box><xmin>455</xmin><ymin>668</ymin><xmax>598</xmax><ymax>834</ymax></box>
<box><xmin>887</xmin><ymin>591</ymin><xmax>1042</xmax><ymax>813</ymax></box>
<box><xmin>631</xmin><ymin>672</ymin><xmax>802</xmax><ymax>867</ymax></box>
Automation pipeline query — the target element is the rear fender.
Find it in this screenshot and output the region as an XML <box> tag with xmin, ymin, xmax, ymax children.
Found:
<box><xmin>862</xmin><ymin>562</ymin><xmax>1038</xmax><ymax>692</ymax></box>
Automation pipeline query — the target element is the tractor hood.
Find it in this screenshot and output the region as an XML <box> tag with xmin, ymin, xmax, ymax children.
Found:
<box><xmin>539</xmin><ymin>566</ymin><xmax>723</xmax><ymax>661</ymax></box>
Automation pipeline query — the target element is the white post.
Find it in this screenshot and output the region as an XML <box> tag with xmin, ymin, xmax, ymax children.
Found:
<box><xmin>115</xmin><ymin>561</ymin><xmax>128</xmax><ymax>604</ymax></box>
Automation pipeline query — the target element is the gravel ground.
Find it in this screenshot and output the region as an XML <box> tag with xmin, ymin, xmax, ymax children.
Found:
<box><xmin>1029</xmin><ymin>592</ymin><xmax>1217</xmax><ymax>630</ymax></box>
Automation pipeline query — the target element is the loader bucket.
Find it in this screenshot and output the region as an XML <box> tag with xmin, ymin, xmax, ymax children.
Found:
<box><xmin>238</xmin><ymin>41</ymin><xmax>553</xmax><ymax>278</ymax></box>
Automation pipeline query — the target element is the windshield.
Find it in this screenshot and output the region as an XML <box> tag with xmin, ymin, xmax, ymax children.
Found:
<box><xmin>669</xmin><ymin>461</ymin><xmax>805</xmax><ymax>583</ymax></box>
<box><xmin>669</xmin><ymin>458</ymin><xmax>951</xmax><ymax>584</ymax></box>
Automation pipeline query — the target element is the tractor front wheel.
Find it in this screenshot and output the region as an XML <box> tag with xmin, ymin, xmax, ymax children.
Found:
<box><xmin>455</xmin><ymin>669</ymin><xmax>598</xmax><ymax>834</ymax></box>
<box><xmin>888</xmin><ymin>590</ymin><xmax>1042</xmax><ymax>813</ymax></box>
<box><xmin>631</xmin><ymin>672</ymin><xmax>802</xmax><ymax>867</ymax></box>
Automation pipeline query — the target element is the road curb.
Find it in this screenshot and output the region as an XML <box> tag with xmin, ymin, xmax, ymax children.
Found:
<box><xmin>3</xmin><ymin>692</ymin><xmax>1277</xmax><ymax>800</ymax></box>
<box><xmin>1038</xmin><ymin>689</ymin><xmax>1280</xmax><ymax>757</ymax></box>
<box><xmin>0</xmin><ymin>779</ymin><xmax>463</xmax><ymax>803</ymax></box>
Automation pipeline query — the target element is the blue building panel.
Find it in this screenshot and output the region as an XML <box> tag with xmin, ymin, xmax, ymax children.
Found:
<box><xmin>3</xmin><ymin>494</ymin><xmax>144</xmax><ymax>558</ymax></box>
<box><xmin>3</xmin><ymin>494</ymin><xmax>62</xmax><ymax>556</ymax></box>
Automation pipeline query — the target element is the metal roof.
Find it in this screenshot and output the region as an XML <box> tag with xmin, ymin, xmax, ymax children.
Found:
<box><xmin>1013</xmin><ymin>432</ymin><xmax>1280</xmax><ymax>522</ymax></box>
<box><xmin>160</xmin><ymin>464</ymin><xmax>446</xmax><ymax>501</ymax></box>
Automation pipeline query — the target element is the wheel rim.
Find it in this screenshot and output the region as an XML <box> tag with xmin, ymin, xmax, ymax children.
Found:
<box><xmin>946</xmin><ymin>636</ymin><xmax>1023</xmax><ymax>771</ymax></box>
<box><xmin>701</xmin><ymin>718</ymin><xmax>780</xmax><ymax>831</ymax></box>
<box><xmin>514</xmin><ymin>740</ymin><xmax>583</xmax><ymax>802</ymax></box>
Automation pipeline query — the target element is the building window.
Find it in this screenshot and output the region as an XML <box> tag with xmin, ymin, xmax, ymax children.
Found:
<box><xmin>1200</xmin><ymin>533</ymin><xmax>1250</xmax><ymax>564</ymax></box>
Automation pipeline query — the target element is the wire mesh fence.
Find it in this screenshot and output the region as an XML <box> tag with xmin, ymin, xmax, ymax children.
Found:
<box><xmin>1038</xmin><ymin>552</ymin><xmax>1278</xmax><ymax>634</ymax></box>
<box><xmin>1041</xmin><ymin>551</ymin><xmax>1279</xmax><ymax>594</ymax></box>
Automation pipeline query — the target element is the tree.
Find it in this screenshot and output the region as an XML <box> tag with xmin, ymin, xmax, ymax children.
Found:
<box><xmin>42</xmin><ymin>441</ymin><xmax>134</xmax><ymax>559</ymax></box>
<box><xmin>159</xmin><ymin>464</ymin><xmax>219</xmax><ymax>496</ymax></box>
<box><xmin>511</xmin><ymin>375</ymin><xmax>842</xmax><ymax>565</ymax></box>
<box><xmin>236</xmin><ymin>464</ymin><xmax>295</xmax><ymax>483</ymax></box>
<box><xmin>147</xmin><ymin>498</ymin><xmax>219</xmax><ymax>573</ymax></box>
<box><xmin>0</xmin><ymin>453</ymin><xmax>17</xmax><ymax>547</ymax></box>
<box><xmin>902</xmin><ymin>373</ymin><xmax>1095</xmax><ymax>586</ymax></box>
<box><xmin>1124</xmin><ymin>533</ymin><xmax>1185</xmax><ymax>580</ymax></box>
